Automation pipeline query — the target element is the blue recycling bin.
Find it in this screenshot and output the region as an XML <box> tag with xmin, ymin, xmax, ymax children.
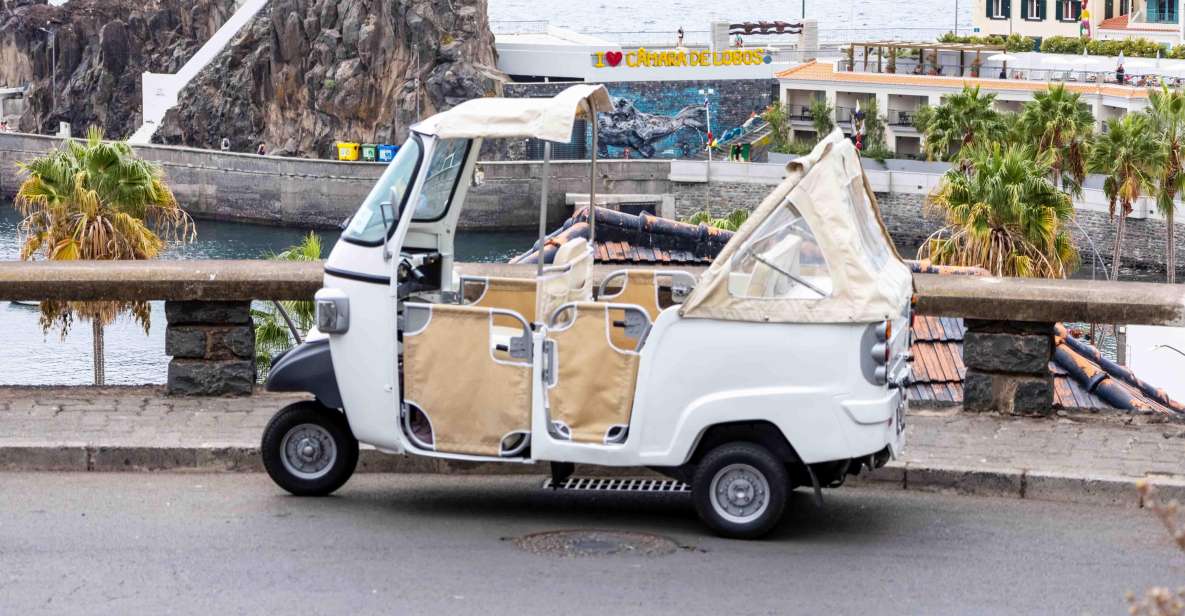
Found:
<box><xmin>377</xmin><ymin>144</ymin><xmax>398</xmax><ymax>162</ymax></box>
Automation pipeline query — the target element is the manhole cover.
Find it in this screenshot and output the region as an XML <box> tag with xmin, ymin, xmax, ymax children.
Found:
<box><xmin>512</xmin><ymin>529</ymin><xmax>679</xmax><ymax>557</ymax></box>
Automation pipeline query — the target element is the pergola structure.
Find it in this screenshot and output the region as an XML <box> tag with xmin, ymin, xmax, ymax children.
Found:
<box><xmin>846</xmin><ymin>41</ymin><xmax>1007</xmax><ymax>77</ymax></box>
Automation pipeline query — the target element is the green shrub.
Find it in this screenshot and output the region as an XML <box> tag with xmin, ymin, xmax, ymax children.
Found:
<box><xmin>770</xmin><ymin>139</ymin><xmax>816</xmax><ymax>156</ymax></box>
<box><xmin>1041</xmin><ymin>36</ymin><xmax>1087</xmax><ymax>54</ymax></box>
<box><xmin>939</xmin><ymin>32</ymin><xmax>1034</xmax><ymax>53</ymax></box>
<box><xmin>1042</xmin><ymin>35</ymin><xmax>1169</xmax><ymax>57</ymax></box>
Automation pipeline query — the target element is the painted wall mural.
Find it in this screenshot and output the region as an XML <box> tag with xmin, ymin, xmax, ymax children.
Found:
<box><xmin>597</xmin><ymin>98</ymin><xmax>706</xmax><ymax>158</ymax></box>
<box><xmin>502</xmin><ymin>79</ymin><xmax>775</xmax><ymax>160</ymax></box>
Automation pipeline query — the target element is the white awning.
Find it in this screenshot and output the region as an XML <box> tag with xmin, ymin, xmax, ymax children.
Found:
<box><xmin>414</xmin><ymin>84</ymin><xmax>613</xmax><ymax>142</ymax></box>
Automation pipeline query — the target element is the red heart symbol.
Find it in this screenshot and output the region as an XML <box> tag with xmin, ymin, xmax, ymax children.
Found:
<box><xmin>605</xmin><ymin>51</ymin><xmax>622</xmax><ymax>67</ymax></box>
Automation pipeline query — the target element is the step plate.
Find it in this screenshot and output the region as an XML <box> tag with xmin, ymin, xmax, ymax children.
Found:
<box><xmin>542</xmin><ymin>477</ymin><xmax>691</xmax><ymax>493</ymax></box>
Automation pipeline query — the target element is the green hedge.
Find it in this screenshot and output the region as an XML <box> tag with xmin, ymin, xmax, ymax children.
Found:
<box><xmin>1039</xmin><ymin>35</ymin><xmax>1185</xmax><ymax>58</ymax></box>
<box><xmin>938</xmin><ymin>32</ymin><xmax>1035</xmax><ymax>53</ymax></box>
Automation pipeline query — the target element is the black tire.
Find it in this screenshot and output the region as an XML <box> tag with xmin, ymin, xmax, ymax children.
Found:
<box><xmin>261</xmin><ymin>401</ymin><xmax>359</xmax><ymax>496</ymax></box>
<box><xmin>692</xmin><ymin>442</ymin><xmax>789</xmax><ymax>539</ymax></box>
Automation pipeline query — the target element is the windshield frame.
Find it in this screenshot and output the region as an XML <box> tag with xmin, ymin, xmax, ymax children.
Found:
<box><xmin>341</xmin><ymin>133</ymin><xmax>426</xmax><ymax>247</ymax></box>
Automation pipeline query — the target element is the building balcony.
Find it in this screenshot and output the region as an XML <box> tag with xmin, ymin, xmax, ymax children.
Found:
<box><xmin>1137</xmin><ymin>6</ymin><xmax>1180</xmax><ymax>24</ymax></box>
<box><xmin>888</xmin><ymin>110</ymin><xmax>918</xmax><ymax>127</ymax></box>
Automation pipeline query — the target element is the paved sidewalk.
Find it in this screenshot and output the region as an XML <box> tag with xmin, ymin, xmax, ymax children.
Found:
<box><xmin>1</xmin><ymin>387</ymin><xmax>1183</xmax><ymax>506</ymax></box>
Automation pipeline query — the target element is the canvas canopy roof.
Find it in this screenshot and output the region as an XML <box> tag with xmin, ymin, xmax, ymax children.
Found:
<box><xmin>679</xmin><ymin>131</ymin><xmax>913</xmax><ymax>324</ymax></box>
<box><xmin>415</xmin><ymin>84</ymin><xmax>613</xmax><ymax>142</ymax></box>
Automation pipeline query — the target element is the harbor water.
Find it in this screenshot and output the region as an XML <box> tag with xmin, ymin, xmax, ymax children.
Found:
<box><xmin>0</xmin><ymin>208</ymin><xmax>535</xmax><ymax>385</ymax></box>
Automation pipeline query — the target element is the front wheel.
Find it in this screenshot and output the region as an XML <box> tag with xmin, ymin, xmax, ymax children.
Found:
<box><xmin>262</xmin><ymin>401</ymin><xmax>359</xmax><ymax>496</ymax></box>
<box><xmin>692</xmin><ymin>442</ymin><xmax>789</xmax><ymax>539</ymax></box>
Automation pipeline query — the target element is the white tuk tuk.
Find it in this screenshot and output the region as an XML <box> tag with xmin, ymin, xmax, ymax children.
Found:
<box><xmin>263</xmin><ymin>85</ymin><xmax>913</xmax><ymax>538</ymax></box>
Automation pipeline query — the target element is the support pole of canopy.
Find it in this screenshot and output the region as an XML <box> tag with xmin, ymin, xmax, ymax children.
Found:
<box><xmin>588</xmin><ymin>99</ymin><xmax>599</xmax><ymax>249</ymax></box>
<box><xmin>537</xmin><ymin>140</ymin><xmax>551</xmax><ymax>277</ymax></box>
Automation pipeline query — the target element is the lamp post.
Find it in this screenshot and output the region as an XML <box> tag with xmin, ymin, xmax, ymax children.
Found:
<box><xmin>954</xmin><ymin>0</ymin><xmax>959</xmax><ymax>36</ymax></box>
<box><xmin>698</xmin><ymin>87</ymin><xmax>715</xmax><ymax>162</ymax></box>
<box><xmin>698</xmin><ymin>87</ymin><xmax>715</xmax><ymax>185</ymax></box>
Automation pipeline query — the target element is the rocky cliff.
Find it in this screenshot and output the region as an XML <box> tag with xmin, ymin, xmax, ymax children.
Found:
<box><xmin>0</xmin><ymin>0</ymin><xmax>237</xmax><ymax>137</ymax></box>
<box><xmin>155</xmin><ymin>0</ymin><xmax>505</xmax><ymax>158</ymax></box>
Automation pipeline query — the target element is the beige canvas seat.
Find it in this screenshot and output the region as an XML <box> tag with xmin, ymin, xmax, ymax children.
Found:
<box><xmin>597</xmin><ymin>269</ymin><xmax>697</xmax><ymax>322</ymax></box>
<box><xmin>401</xmin><ymin>303</ymin><xmax>532</xmax><ymax>457</ymax></box>
<box><xmin>464</xmin><ymin>238</ymin><xmax>594</xmax><ymax>346</ymax></box>
<box><xmin>545</xmin><ymin>302</ymin><xmax>650</xmax><ymax>444</ymax></box>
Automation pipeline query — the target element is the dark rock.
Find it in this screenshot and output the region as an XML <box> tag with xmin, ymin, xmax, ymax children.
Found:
<box><xmin>1011</xmin><ymin>375</ymin><xmax>1054</xmax><ymax>415</ymax></box>
<box><xmin>963</xmin><ymin>370</ymin><xmax>994</xmax><ymax>413</ymax></box>
<box><xmin>962</xmin><ymin>370</ymin><xmax>1053</xmax><ymax>415</ymax></box>
<box><xmin>98</xmin><ymin>21</ymin><xmax>129</xmax><ymax>75</ymax></box>
<box><xmin>964</xmin><ymin>331</ymin><xmax>1052</xmax><ymax>374</ymax></box>
<box><xmin>0</xmin><ymin>0</ymin><xmax>238</xmax><ymax>137</ymax></box>
<box><xmin>165</xmin><ymin>327</ymin><xmax>206</xmax><ymax>358</ymax></box>
<box><xmin>167</xmin><ymin>359</ymin><xmax>254</xmax><ymax>396</ymax></box>
<box><xmin>157</xmin><ymin>0</ymin><xmax>505</xmax><ymax>157</ymax></box>
<box><xmin>166</xmin><ymin>324</ymin><xmax>255</xmax><ymax>359</ymax></box>
<box><xmin>964</xmin><ymin>319</ymin><xmax>1057</xmax><ymax>336</ymax></box>
<box><xmin>165</xmin><ymin>300</ymin><xmax>252</xmax><ymax>325</ymax></box>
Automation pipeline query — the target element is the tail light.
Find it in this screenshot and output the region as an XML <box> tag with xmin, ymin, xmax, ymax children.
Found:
<box><xmin>871</xmin><ymin>319</ymin><xmax>891</xmax><ymax>384</ymax></box>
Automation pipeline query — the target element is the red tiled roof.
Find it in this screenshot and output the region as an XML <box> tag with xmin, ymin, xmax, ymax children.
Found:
<box><xmin>1098</xmin><ymin>15</ymin><xmax>1129</xmax><ymax>29</ymax></box>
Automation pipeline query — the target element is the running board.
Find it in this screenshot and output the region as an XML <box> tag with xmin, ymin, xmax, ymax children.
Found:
<box><xmin>543</xmin><ymin>477</ymin><xmax>691</xmax><ymax>493</ymax></box>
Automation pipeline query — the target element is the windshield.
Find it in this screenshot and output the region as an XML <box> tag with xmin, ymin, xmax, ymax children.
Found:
<box><xmin>846</xmin><ymin>176</ymin><xmax>892</xmax><ymax>270</ymax></box>
<box><xmin>342</xmin><ymin>136</ymin><xmax>422</xmax><ymax>245</ymax></box>
<box><xmin>728</xmin><ymin>199</ymin><xmax>833</xmax><ymax>300</ymax></box>
<box><xmin>413</xmin><ymin>138</ymin><xmax>470</xmax><ymax>221</ymax></box>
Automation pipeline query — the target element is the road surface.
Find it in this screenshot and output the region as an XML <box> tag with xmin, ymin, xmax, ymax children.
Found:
<box><xmin>0</xmin><ymin>473</ymin><xmax>1181</xmax><ymax>614</ymax></box>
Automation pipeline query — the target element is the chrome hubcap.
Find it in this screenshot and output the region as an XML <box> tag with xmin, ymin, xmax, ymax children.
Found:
<box><xmin>280</xmin><ymin>424</ymin><xmax>337</xmax><ymax>480</ymax></box>
<box><xmin>710</xmin><ymin>463</ymin><xmax>770</xmax><ymax>523</ymax></box>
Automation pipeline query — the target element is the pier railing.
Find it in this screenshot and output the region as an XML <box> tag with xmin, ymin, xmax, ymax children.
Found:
<box><xmin>1</xmin><ymin>261</ymin><xmax>1184</xmax><ymax>411</ymax></box>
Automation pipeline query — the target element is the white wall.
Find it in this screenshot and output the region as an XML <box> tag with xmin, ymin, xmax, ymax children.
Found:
<box><xmin>1126</xmin><ymin>326</ymin><xmax>1185</xmax><ymax>401</ymax></box>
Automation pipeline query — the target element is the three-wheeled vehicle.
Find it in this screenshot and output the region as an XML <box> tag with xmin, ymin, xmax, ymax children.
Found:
<box><xmin>262</xmin><ymin>85</ymin><xmax>913</xmax><ymax>539</ymax></box>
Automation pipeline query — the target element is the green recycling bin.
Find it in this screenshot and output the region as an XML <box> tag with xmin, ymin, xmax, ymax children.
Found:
<box><xmin>361</xmin><ymin>144</ymin><xmax>378</xmax><ymax>162</ymax></box>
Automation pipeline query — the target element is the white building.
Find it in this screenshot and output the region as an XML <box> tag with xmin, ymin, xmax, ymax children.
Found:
<box><xmin>777</xmin><ymin>43</ymin><xmax>1163</xmax><ymax>156</ymax></box>
<box><xmin>973</xmin><ymin>0</ymin><xmax>1184</xmax><ymax>44</ymax></box>
<box><xmin>493</xmin><ymin>21</ymin><xmax>818</xmax><ymax>83</ymax></box>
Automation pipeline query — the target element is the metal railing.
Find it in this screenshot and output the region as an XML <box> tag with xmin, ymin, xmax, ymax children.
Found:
<box><xmin>836</xmin><ymin>59</ymin><xmax>1185</xmax><ymax>87</ymax></box>
<box><xmin>889</xmin><ymin>110</ymin><xmax>917</xmax><ymax>127</ymax></box>
<box><xmin>785</xmin><ymin>104</ymin><xmax>813</xmax><ymax>121</ymax></box>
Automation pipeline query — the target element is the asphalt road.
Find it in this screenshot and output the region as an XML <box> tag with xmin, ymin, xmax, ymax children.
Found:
<box><xmin>0</xmin><ymin>473</ymin><xmax>1181</xmax><ymax>615</ymax></box>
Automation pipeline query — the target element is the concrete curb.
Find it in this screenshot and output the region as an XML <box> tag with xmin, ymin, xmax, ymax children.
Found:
<box><xmin>2</xmin><ymin>444</ymin><xmax>1182</xmax><ymax>508</ymax></box>
<box><xmin>847</xmin><ymin>461</ymin><xmax>1185</xmax><ymax>508</ymax></box>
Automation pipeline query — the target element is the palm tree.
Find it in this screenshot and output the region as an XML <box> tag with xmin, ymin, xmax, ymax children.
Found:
<box><xmin>809</xmin><ymin>99</ymin><xmax>834</xmax><ymax>138</ymax></box>
<box><xmin>1146</xmin><ymin>85</ymin><xmax>1185</xmax><ymax>283</ymax></box>
<box><xmin>921</xmin><ymin>86</ymin><xmax>1006</xmax><ymax>161</ymax></box>
<box><xmin>1089</xmin><ymin>114</ymin><xmax>1166</xmax><ymax>281</ymax></box>
<box><xmin>919</xmin><ymin>142</ymin><xmax>1078</xmax><ymax>278</ymax></box>
<box><xmin>762</xmin><ymin>102</ymin><xmax>791</xmax><ymax>152</ymax></box>
<box><xmin>14</xmin><ymin>127</ymin><xmax>193</xmax><ymax>385</ymax></box>
<box><xmin>683</xmin><ymin>208</ymin><xmax>749</xmax><ymax>231</ymax></box>
<box><xmin>1016</xmin><ymin>84</ymin><xmax>1096</xmax><ymax>197</ymax></box>
<box><xmin>254</xmin><ymin>232</ymin><xmax>321</xmax><ymax>378</ymax></box>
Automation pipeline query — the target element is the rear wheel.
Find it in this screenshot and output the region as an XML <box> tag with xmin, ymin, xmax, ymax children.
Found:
<box><xmin>692</xmin><ymin>442</ymin><xmax>788</xmax><ymax>539</ymax></box>
<box><xmin>262</xmin><ymin>401</ymin><xmax>358</xmax><ymax>496</ymax></box>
